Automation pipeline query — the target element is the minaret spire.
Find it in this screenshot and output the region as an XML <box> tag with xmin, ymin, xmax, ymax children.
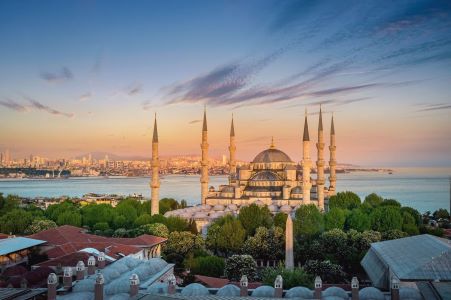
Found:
<box><xmin>329</xmin><ymin>113</ymin><xmax>337</xmax><ymax>196</ymax></box>
<box><xmin>150</xmin><ymin>113</ymin><xmax>160</xmax><ymax>215</ymax></box>
<box><xmin>200</xmin><ymin>106</ymin><xmax>209</xmax><ymax>205</ymax></box>
<box><xmin>229</xmin><ymin>114</ymin><xmax>236</xmax><ymax>179</ymax></box>
<box><xmin>316</xmin><ymin>105</ymin><xmax>325</xmax><ymax>210</ymax></box>
<box><xmin>302</xmin><ymin>108</ymin><xmax>312</xmax><ymax>204</ymax></box>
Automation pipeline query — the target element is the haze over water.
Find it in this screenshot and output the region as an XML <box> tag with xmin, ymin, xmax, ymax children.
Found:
<box><xmin>0</xmin><ymin>167</ymin><xmax>449</xmax><ymax>213</ymax></box>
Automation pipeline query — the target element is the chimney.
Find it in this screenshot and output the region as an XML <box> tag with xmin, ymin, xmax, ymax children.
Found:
<box><xmin>97</xmin><ymin>252</ymin><xmax>106</xmax><ymax>269</ymax></box>
<box><xmin>94</xmin><ymin>271</ymin><xmax>104</xmax><ymax>300</ymax></box>
<box><xmin>274</xmin><ymin>275</ymin><xmax>283</xmax><ymax>298</ymax></box>
<box><xmin>240</xmin><ymin>275</ymin><xmax>248</xmax><ymax>297</ymax></box>
<box><xmin>47</xmin><ymin>273</ymin><xmax>58</xmax><ymax>300</ymax></box>
<box><xmin>88</xmin><ymin>256</ymin><xmax>96</xmax><ymax>275</ymax></box>
<box><xmin>129</xmin><ymin>273</ymin><xmax>140</xmax><ymax>297</ymax></box>
<box><xmin>63</xmin><ymin>267</ymin><xmax>73</xmax><ymax>289</ymax></box>
<box><xmin>391</xmin><ymin>276</ymin><xmax>400</xmax><ymax>300</ymax></box>
<box><xmin>351</xmin><ymin>277</ymin><xmax>359</xmax><ymax>300</ymax></box>
<box><xmin>76</xmin><ymin>261</ymin><xmax>85</xmax><ymax>281</ymax></box>
<box><xmin>314</xmin><ymin>276</ymin><xmax>322</xmax><ymax>299</ymax></box>
<box><xmin>20</xmin><ymin>278</ymin><xmax>28</xmax><ymax>288</ymax></box>
<box><xmin>168</xmin><ymin>274</ymin><xmax>177</xmax><ymax>295</ymax></box>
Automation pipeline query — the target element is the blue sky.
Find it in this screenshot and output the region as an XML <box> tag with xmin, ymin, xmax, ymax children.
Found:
<box><xmin>0</xmin><ymin>0</ymin><xmax>450</xmax><ymax>167</ymax></box>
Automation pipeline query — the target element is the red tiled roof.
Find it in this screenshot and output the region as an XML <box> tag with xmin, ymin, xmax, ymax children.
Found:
<box><xmin>2</xmin><ymin>265</ymin><xmax>28</xmax><ymax>277</ymax></box>
<box><xmin>34</xmin><ymin>252</ymin><xmax>91</xmax><ymax>268</ymax></box>
<box><xmin>109</xmin><ymin>234</ymin><xmax>167</xmax><ymax>247</ymax></box>
<box><xmin>194</xmin><ymin>275</ymin><xmax>229</xmax><ymax>288</ymax></box>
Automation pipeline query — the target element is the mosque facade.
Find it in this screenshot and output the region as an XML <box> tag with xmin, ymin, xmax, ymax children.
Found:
<box><xmin>150</xmin><ymin>107</ymin><xmax>337</xmax><ymax>230</ymax></box>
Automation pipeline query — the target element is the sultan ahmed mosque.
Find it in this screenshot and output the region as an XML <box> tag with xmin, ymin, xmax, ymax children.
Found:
<box><xmin>150</xmin><ymin>107</ymin><xmax>337</xmax><ymax>232</ymax></box>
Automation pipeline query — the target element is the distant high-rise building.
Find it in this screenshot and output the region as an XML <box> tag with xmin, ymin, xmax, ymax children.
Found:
<box><xmin>222</xmin><ymin>154</ymin><xmax>227</xmax><ymax>166</ymax></box>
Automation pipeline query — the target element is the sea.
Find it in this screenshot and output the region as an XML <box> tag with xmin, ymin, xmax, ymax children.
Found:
<box><xmin>0</xmin><ymin>167</ymin><xmax>450</xmax><ymax>213</ymax></box>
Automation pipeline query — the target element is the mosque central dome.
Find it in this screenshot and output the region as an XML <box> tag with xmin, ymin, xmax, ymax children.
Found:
<box><xmin>252</xmin><ymin>148</ymin><xmax>293</xmax><ymax>163</ymax></box>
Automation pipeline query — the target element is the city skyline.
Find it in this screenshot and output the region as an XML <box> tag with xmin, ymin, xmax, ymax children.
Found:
<box><xmin>1</xmin><ymin>0</ymin><xmax>451</xmax><ymax>167</ymax></box>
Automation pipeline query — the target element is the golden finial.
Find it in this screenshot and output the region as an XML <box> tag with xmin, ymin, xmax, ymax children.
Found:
<box><xmin>270</xmin><ymin>136</ymin><xmax>275</xmax><ymax>149</ymax></box>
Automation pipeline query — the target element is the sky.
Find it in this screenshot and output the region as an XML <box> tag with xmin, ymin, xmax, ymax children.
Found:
<box><xmin>0</xmin><ymin>0</ymin><xmax>450</xmax><ymax>167</ymax></box>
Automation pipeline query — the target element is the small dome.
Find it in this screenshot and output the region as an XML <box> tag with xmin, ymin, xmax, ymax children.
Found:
<box><xmin>400</xmin><ymin>287</ymin><xmax>422</xmax><ymax>300</ymax></box>
<box><xmin>193</xmin><ymin>212</ymin><xmax>208</xmax><ymax>219</ymax></box>
<box><xmin>181</xmin><ymin>283</ymin><xmax>210</xmax><ymax>296</ymax></box>
<box><xmin>253</xmin><ymin>148</ymin><xmax>293</xmax><ymax>163</ymax></box>
<box><xmin>359</xmin><ymin>287</ymin><xmax>384</xmax><ymax>300</ymax></box>
<box><xmin>285</xmin><ymin>286</ymin><xmax>313</xmax><ymax>298</ymax></box>
<box><xmin>323</xmin><ymin>286</ymin><xmax>348</xmax><ymax>299</ymax></box>
<box><xmin>213</xmin><ymin>205</ymin><xmax>225</xmax><ymax>211</ymax></box>
<box><xmin>280</xmin><ymin>205</ymin><xmax>292</xmax><ymax>213</ymax></box>
<box><xmin>291</xmin><ymin>186</ymin><xmax>302</xmax><ymax>194</ymax></box>
<box><xmin>268</xmin><ymin>204</ymin><xmax>279</xmax><ymax>212</ymax></box>
<box><xmin>250</xmin><ymin>171</ymin><xmax>281</xmax><ymax>181</ymax></box>
<box><xmin>227</xmin><ymin>204</ymin><xmax>238</xmax><ymax>211</ymax></box>
<box><xmin>254</xmin><ymin>200</ymin><xmax>265</xmax><ymax>206</ymax></box>
<box><xmin>209</xmin><ymin>186</ymin><xmax>215</xmax><ymax>192</ymax></box>
<box><xmin>216</xmin><ymin>284</ymin><xmax>240</xmax><ymax>296</ymax></box>
<box><xmin>147</xmin><ymin>282</ymin><xmax>169</xmax><ymax>295</ymax></box>
<box><xmin>201</xmin><ymin>205</ymin><xmax>212</xmax><ymax>211</ymax></box>
<box><xmin>251</xmin><ymin>285</ymin><xmax>275</xmax><ymax>298</ymax></box>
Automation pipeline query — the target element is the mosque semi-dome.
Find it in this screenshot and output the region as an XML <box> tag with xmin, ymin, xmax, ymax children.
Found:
<box><xmin>252</xmin><ymin>148</ymin><xmax>293</xmax><ymax>163</ymax></box>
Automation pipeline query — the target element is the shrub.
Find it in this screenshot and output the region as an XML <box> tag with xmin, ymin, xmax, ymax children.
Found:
<box><xmin>304</xmin><ymin>260</ymin><xmax>346</xmax><ymax>283</ymax></box>
<box><xmin>134</xmin><ymin>213</ymin><xmax>152</xmax><ymax>226</ymax></box>
<box><xmin>25</xmin><ymin>219</ymin><xmax>57</xmax><ymax>234</ymax></box>
<box><xmin>185</xmin><ymin>256</ymin><xmax>225</xmax><ymax>277</ymax></box>
<box><xmin>224</xmin><ymin>255</ymin><xmax>257</xmax><ymax>281</ymax></box>
<box><xmin>139</xmin><ymin>223</ymin><xmax>169</xmax><ymax>238</ymax></box>
<box><xmin>261</xmin><ymin>265</ymin><xmax>313</xmax><ymax>289</ymax></box>
<box><xmin>381</xmin><ymin>229</ymin><xmax>408</xmax><ymax>240</ymax></box>
<box><xmin>93</xmin><ymin>222</ymin><xmax>110</xmax><ymax>231</ymax></box>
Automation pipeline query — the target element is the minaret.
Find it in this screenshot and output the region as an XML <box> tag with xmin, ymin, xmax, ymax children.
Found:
<box><xmin>150</xmin><ymin>113</ymin><xmax>160</xmax><ymax>215</ymax></box>
<box><xmin>229</xmin><ymin>115</ymin><xmax>236</xmax><ymax>182</ymax></box>
<box><xmin>316</xmin><ymin>106</ymin><xmax>325</xmax><ymax>210</ymax></box>
<box><xmin>329</xmin><ymin>114</ymin><xmax>337</xmax><ymax>196</ymax></box>
<box><xmin>285</xmin><ymin>214</ymin><xmax>294</xmax><ymax>269</ymax></box>
<box><xmin>200</xmin><ymin>107</ymin><xmax>209</xmax><ymax>205</ymax></box>
<box><xmin>302</xmin><ymin>109</ymin><xmax>312</xmax><ymax>204</ymax></box>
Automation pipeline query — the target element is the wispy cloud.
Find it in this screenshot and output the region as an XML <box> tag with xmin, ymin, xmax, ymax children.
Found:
<box><xmin>416</xmin><ymin>103</ymin><xmax>451</xmax><ymax>112</ymax></box>
<box><xmin>40</xmin><ymin>67</ymin><xmax>73</xmax><ymax>83</ymax></box>
<box><xmin>79</xmin><ymin>92</ymin><xmax>92</xmax><ymax>102</ymax></box>
<box><xmin>0</xmin><ymin>99</ymin><xmax>28</xmax><ymax>112</ymax></box>
<box><xmin>189</xmin><ymin>119</ymin><xmax>201</xmax><ymax>124</ymax></box>
<box><xmin>126</xmin><ymin>83</ymin><xmax>142</xmax><ymax>96</ymax></box>
<box><xmin>27</xmin><ymin>98</ymin><xmax>74</xmax><ymax>118</ymax></box>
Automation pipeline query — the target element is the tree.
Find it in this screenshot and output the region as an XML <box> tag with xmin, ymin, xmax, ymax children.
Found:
<box><xmin>294</xmin><ymin>204</ymin><xmax>324</xmax><ymax>237</ymax></box>
<box><xmin>81</xmin><ymin>204</ymin><xmax>115</xmax><ymax>229</ymax></box>
<box><xmin>316</xmin><ymin>229</ymin><xmax>349</xmax><ymax>265</ymax></box>
<box><xmin>149</xmin><ymin>214</ymin><xmax>167</xmax><ymax>224</ymax></box>
<box><xmin>242</xmin><ymin>226</ymin><xmax>284</xmax><ymax>260</ymax></box>
<box><xmin>261</xmin><ymin>266</ymin><xmax>313</xmax><ymax>289</ymax></box>
<box><xmin>163</xmin><ymin>231</ymin><xmax>204</xmax><ymax>257</ymax></box>
<box><xmin>139</xmin><ymin>223</ymin><xmax>169</xmax><ymax>238</ymax></box>
<box><xmin>224</xmin><ymin>255</ymin><xmax>257</xmax><ymax>281</ymax></box>
<box><xmin>113</xmin><ymin>215</ymin><xmax>127</xmax><ymax>229</ymax></box>
<box><xmin>0</xmin><ymin>194</ymin><xmax>20</xmax><ymax>213</ymax></box>
<box><xmin>25</xmin><ymin>219</ymin><xmax>57</xmax><ymax>234</ymax></box>
<box><xmin>370</xmin><ymin>206</ymin><xmax>402</xmax><ymax>232</ymax></box>
<box><xmin>274</xmin><ymin>212</ymin><xmax>288</xmax><ymax>229</ymax></box>
<box><xmin>185</xmin><ymin>256</ymin><xmax>225</xmax><ymax>277</ymax></box>
<box><xmin>46</xmin><ymin>201</ymin><xmax>79</xmax><ymax>222</ymax></box>
<box><xmin>433</xmin><ymin>208</ymin><xmax>450</xmax><ymax>220</ymax></box>
<box><xmin>401</xmin><ymin>207</ymin><xmax>422</xmax><ymax>226</ymax></box>
<box><xmin>328</xmin><ymin>191</ymin><xmax>361</xmax><ymax>210</ymax></box>
<box><xmin>159</xmin><ymin>198</ymin><xmax>182</xmax><ymax>215</ymax></box>
<box><xmin>345</xmin><ymin>209</ymin><xmax>371</xmax><ymax>232</ymax></box>
<box><xmin>324</xmin><ymin>208</ymin><xmax>347</xmax><ymax>230</ymax></box>
<box><xmin>363</xmin><ymin>193</ymin><xmax>383</xmax><ymax>208</ymax></box>
<box><xmin>115</xmin><ymin>203</ymin><xmax>138</xmax><ymax>227</ymax></box>
<box><xmin>134</xmin><ymin>214</ymin><xmax>152</xmax><ymax>227</ymax></box>
<box><xmin>217</xmin><ymin>218</ymin><xmax>246</xmax><ymax>256</ymax></box>
<box><xmin>238</xmin><ymin>204</ymin><xmax>273</xmax><ymax>236</ymax></box>
<box><xmin>56</xmin><ymin>211</ymin><xmax>82</xmax><ymax>227</ymax></box>
<box><xmin>380</xmin><ymin>199</ymin><xmax>401</xmax><ymax>208</ymax></box>
<box><xmin>165</xmin><ymin>216</ymin><xmax>189</xmax><ymax>232</ymax></box>
<box><xmin>0</xmin><ymin>209</ymin><xmax>33</xmax><ymax>234</ymax></box>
